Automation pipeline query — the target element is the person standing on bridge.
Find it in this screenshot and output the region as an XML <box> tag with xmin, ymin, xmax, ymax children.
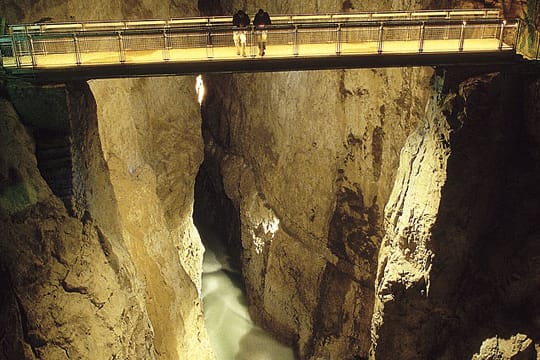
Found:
<box><xmin>232</xmin><ymin>10</ymin><xmax>250</xmax><ymax>57</ymax></box>
<box><xmin>253</xmin><ymin>9</ymin><xmax>271</xmax><ymax>56</ymax></box>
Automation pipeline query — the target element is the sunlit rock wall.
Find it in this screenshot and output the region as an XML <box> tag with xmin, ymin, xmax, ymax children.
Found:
<box><xmin>0</xmin><ymin>88</ymin><xmax>158</xmax><ymax>359</ymax></box>
<box><xmin>198</xmin><ymin>1</ymin><xmax>537</xmax><ymax>360</ymax></box>
<box><xmin>371</xmin><ymin>69</ymin><xmax>540</xmax><ymax>359</ymax></box>
<box><xmin>0</xmin><ymin>1</ymin><xmax>216</xmax><ymax>359</ymax></box>
<box><xmin>1</xmin><ymin>77</ymin><xmax>215</xmax><ymax>359</ymax></box>
<box><xmin>87</xmin><ymin>77</ymin><xmax>214</xmax><ymax>360</ymax></box>
<box><xmin>201</xmin><ymin>67</ymin><xmax>432</xmax><ymax>358</ymax></box>
<box><xmin>198</xmin><ymin>2</ymin><xmax>434</xmax><ymax>359</ymax></box>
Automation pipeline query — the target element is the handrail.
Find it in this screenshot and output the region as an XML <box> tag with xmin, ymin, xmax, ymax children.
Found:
<box><xmin>7</xmin><ymin>8</ymin><xmax>503</xmax><ymax>34</ymax></box>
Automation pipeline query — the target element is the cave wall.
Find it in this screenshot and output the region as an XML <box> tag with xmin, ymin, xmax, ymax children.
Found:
<box><xmin>0</xmin><ymin>87</ymin><xmax>158</xmax><ymax>359</ymax></box>
<box><xmin>201</xmin><ymin>66</ymin><xmax>432</xmax><ymax>358</ymax></box>
<box><xmin>1</xmin><ymin>74</ymin><xmax>215</xmax><ymax>360</ymax></box>
<box><xmin>0</xmin><ymin>1</ymin><xmax>217</xmax><ymax>359</ymax></box>
<box><xmin>371</xmin><ymin>70</ymin><xmax>540</xmax><ymax>359</ymax></box>
<box><xmin>197</xmin><ymin>1</ymin><xmax>538</xmax><ymax>360</ymax></box>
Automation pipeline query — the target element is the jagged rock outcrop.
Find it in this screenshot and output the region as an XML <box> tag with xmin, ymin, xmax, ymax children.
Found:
<box><xmin>371</xmin><ymin>70</ymin><xmax>540</xmax><ymax>359</ymax></box>
<box><xmin>473</xmin><ymin>334</ymin><xmax>537</xmax><ymax>359</ymax></box>
<box><xmin>1</xmin><ymin>75</ymin><xmax>216</xmax><ymax>360</ymax></box>
<box><xmin>0</xmin><ymin>95</ymin><xmax>157</xmax><ymax>359</ymax></box>
<box><xmin>201</xmin><ymin>65</ymin><xmax>432</xmax><ymax>359</ymax></box>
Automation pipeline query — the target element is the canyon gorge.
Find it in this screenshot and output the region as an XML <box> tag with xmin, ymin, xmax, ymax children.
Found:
<box><xmin>0</xmin><ymin>0</ymin><xmax>539</xmax><ymax>359</ymax></box>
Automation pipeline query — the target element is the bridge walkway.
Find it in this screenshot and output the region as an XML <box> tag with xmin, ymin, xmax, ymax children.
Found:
<box><xmin>0</xmin><ymin>9</ymin><xmax>531</xmax><ymax>81</ymax></box>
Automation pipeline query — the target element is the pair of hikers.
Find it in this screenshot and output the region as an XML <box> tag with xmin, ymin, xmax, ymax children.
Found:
<box><xmin>232</xmin><ymin>9</ymin><xmax>271</xmax><ymax>57</ymax></box>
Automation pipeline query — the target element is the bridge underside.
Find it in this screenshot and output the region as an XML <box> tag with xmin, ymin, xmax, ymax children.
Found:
<box><xmin>7</xmin><ymin>51</ymin><xmax>522</xmax><ymax>82</ymax></box>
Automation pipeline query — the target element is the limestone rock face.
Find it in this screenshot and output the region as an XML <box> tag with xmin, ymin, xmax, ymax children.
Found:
<box><xmin>473</xmin><ymin>334</ymin><xmax>536</xmax><ymax>360</ymax></box>
<box><xmin>196</xmin><ymin>2</ymin><xmax>436</xmax><ymax>359</ymax></box>
<box><xmin>1</xmin><ymin>75</ymin><xmax>215</xmax><ymax>360</ymax></box>
<box><xmin>0</xmin><ymin>0</ymin><xmax>197</xmax><ymax>24</ymax></box>
<box><xmin>88</xmin><ymin>77</ymin><xmax>213</xmax><ymax>359</ymax></box>
<box><xmin>371</xmin><ymin>71</ymin><xmax>540</xmax><ymax>359</ymax></box>
<box><xmin>201</xmin><ymin>66</ymin><xmax>432</xmax><ymax>358</ymax></box>
<box><xmin>0</xmin><ymin>96</ymin><xmax>157</xmax><ymax>359</ymax></box>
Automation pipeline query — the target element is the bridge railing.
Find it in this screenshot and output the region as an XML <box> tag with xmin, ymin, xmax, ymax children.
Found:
<box><xmin>0</xmin><ymin>17</ymin><xmax>518</xmax><ymax>70</ymax></box>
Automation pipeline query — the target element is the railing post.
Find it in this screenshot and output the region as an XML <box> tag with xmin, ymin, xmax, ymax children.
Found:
<box><xmin>418</xmin><ymin>22</ymin><xmax>425</xmax><ymax>53</ymax></box>
<box><xmin>163</xmin><ymin>29</ymin><xmax>170</xmax><ymax>61</ymax></box>
<box><xmin>12</xmin><ymin>34</ymin><xmax>21</xmax><ymax>68</ymax></box>
<box><xmin>28</xmin><ymin>34</ymin><xmax>37</xmax><ymax>67</ymax></box>
<box><xmin>73</xmin><ymin>33</ymin><xmax>81</xmax><ymax>65</ymax></box>
<box><xmin>498</xmin><ymin>20</ymin><xmax>506</xmax><ymax>50</ymax></box>
<box><xmin>117</xmin><ymin>31</ymin><xmax>125</xmax><ymax>63</ymax></box>
<box><xmin>377</xmin><ymin>23</ymin><xmax>384</xmax><ymax>54</ymax></box>
<box><xmin>293</xmin><ymin>25</ymin><xmax>299</xmax><ymax>56</ymax></box>
<box><xmin>336</xmin><ymin>24</ymin><xmax>342</xmax><ymax>55</ymax></box>
<box><xmin>458</xmin><ymin>21</ymin><xmax>466</xmax><ymax>51</ymax></box>
<box><xmin>250</xmin><ymin>26</ymin><xmax>257</xmax><ymax>57</ymax></box>
<box><xmin>250</xmin><ymin>25</ymin><xmax>257</xmax><ymax>58</ymax></box>
<box><xmin>206</xmin><ymin>29</ymin><xmax>213</xmax><ymax>59</ymax></box>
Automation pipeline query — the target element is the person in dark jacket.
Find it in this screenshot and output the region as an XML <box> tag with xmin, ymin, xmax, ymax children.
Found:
<box><xmin>253</xmin><ymin>9</ymin><xmax>271</xmax><ymax>56</ymax></box>
<box><xmin>232</xmin><ymin>10</ymin><xmax>250</xmax><ymax>56</ymax></box>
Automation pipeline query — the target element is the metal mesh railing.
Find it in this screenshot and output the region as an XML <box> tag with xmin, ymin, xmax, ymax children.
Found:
<box><xmin>267</xmin><ymin>30</ymin><xmax>295</xmax><ymax>46</ymax></box>
<box><xmin>36</xmin><ymin>37</ymin><xmax>73</xmax><ymax>54</ymax></box>
<box><xmin>297</xmin><ymin>28</ymin><xmax>336</xmax><ymax>44</ymax></box>
<box><xmin>168</xmin><ymin>32</ymin><xmax>207</xmax><ymax>49</ymax></box>
<box><xmin>209</xmin><ymin>32</ymin><xmax>235</xmax><ymax>48</ymax></box>
<box><xmin>80</xmin><ymin>36</ymin><xmax>119</xmax><ymax>53</ymax></box>
<box><xmin>124</xmin><ymin>33</ymin><xmax>164</xmax><ymax>51</ymax></box>
<box><xmin>341</xmin><ymin>27</ymin><xmax>379</xmax><ymax>43</ymax></box>
<box><xmin>424</xmin><ymin>25</ymin><xmax>462</xmax><ymax>40</ymax></box>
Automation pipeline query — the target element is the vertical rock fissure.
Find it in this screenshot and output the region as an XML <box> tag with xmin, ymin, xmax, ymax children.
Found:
<box><xmin>193</xmin><ymin>107</ymin><xmax>242</xmax><ymax>269</ymax></box>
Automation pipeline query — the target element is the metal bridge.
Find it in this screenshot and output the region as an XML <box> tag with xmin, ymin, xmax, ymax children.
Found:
<box><xmin>0</xmin><ymin>9</ymin><xmax>532</xmax><ymax>81</ymax></box>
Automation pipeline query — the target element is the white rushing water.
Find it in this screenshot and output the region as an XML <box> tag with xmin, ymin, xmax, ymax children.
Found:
<box><xmin>201</xmin><ymin>232</ymin><xmax>295</xmax><ymax>360</ymax></box>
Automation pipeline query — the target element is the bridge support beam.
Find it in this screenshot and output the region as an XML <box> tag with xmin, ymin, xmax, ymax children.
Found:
<box><xmin>293</xmin><ymin>26</ymin><xmax>299</xmax><ymax>56</ymax></box>
<box><xmin>206</xmin><ymin>30</ymin><xmax>213</xmax><ymax>59</ymax></box>
<box><xmin>12</xmin><ymin>34</ymin><xmax>21</xmax><ymax>68</ymax></box>
<box><xmin>163</xmin><ymin>30</ymin><xmax>170</xmax><ymax>61</ymax></box>
<box><xmin>336</xmin><ymin>24</ymin><xmax>342</xmax><ymax>55</ymax></box>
